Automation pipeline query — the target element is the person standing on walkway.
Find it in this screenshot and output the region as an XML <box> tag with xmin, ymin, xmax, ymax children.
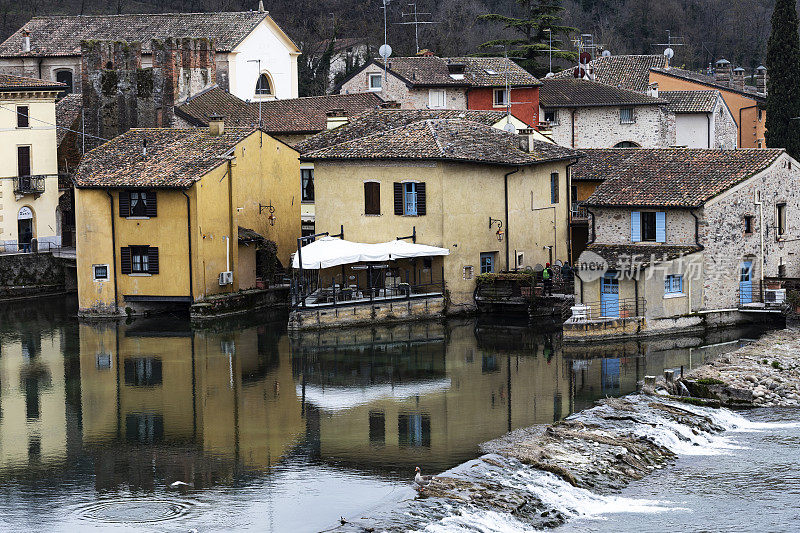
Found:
<box><xmin>543</xmin><ymin>263</ymin><xmax>553</xmax><ymax>296</ymax></box>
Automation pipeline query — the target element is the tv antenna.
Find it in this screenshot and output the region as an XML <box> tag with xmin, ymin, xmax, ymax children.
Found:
<box><xmin>379</xmin><ymin>0</ymin><xmax>393</xmax><ymax>92</ymax></box>
<box><xmin>491</xmin><ymin>45</ymin><xmax>534</xmax><ymax>132</ymax></box>
<box><xmin>541</xmin><ymin>28</ymin><xmax>564</xmax><ymax>77</ymax></box>
<box><xmin>395</xmin><ymin>3</ymin><xmax>438</xmax><ymax>54</ymax></box>
<box><xmin>570</xmin><ymin>34</ymin><xmax>604</xmax><ymax>80</ymax></box>
<box><xmin>653</xmin><ymin>30</ymin><xmax>684</xmax><ymax>65</ymax></box>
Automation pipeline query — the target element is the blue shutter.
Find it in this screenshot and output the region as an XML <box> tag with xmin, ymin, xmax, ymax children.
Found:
<box><xmin>631</xmin><ymin>211</ymin><xmax>641</xmax><ymax>242</ymax></box>
<box><xmin>655</xmin><ymin>211</ymin><xmax>666</xmax><ymax>242</ymax></box>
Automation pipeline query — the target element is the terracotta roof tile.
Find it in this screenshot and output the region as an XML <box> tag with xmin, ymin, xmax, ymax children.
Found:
<box><xmin>587</xmin><ymin>243</ymin><xmax>702</xmax><ymax>269</ymax></box>
<box><xmin>540</xmin><ymin>78</ymin><xmax>666</xmax><ymax>108</ymax></box>
<box><xmin>55</xmin><ymin>93</ymin><xmax>82</xmax><ymax>145</ymax></box>
<box><xmin>374</xmin><ymin>56</ymin><xmax>541</xmax><ymax>87</ymax></box>
<box><xmin>0</xmin><ymin>11</ymin><xmax>272</xmax><ymax>57</ymax></box>
<box><xmin>579</xmin><ymin>148</ymin><xmax>784</xmax><ymax>207</ymax></box>
<box><xmin>175</xmin><ymin>87</ymin><xmax>383</xmax><ymax>134</ymax></box>
<box><xmin>73</xmin><ymin>127</ymin><xmax>259</xmax><ymax>188</ymax></box>
<box><xmin>552</xmin><ymin>55</ymin><xmax>667</xmax><ymax>92</ymax></box>
<box><xmin>295</xmin><ymin>108</ymin><xmax>513</xmax><ymax>154</ymax></box>
<box><xmin>302</xmin><ymin>119</ymin><xmax>580</xmax><ymax>165</ymax></box>
<box><xmin>660</xmin><ymin>90</ymin><xmax>719</xmax><ymax>113</ymax></box>
<box><xmin>651</xmin><ymin>67</ymin><xmax>765</xmax><ymax>101</ymax></box>
<box><xmin>0</xmin><ymin>73</ymin><xmax>64</xmax><ymax>91</ymax></box>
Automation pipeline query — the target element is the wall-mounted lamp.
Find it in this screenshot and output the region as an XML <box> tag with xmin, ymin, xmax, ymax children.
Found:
<box><xmin>259</xmin><ymin>201</ymin><xmax>276</xmax><ymax>226</ymax></box>
<box><xmin>489</xmin><ymin>217</ymin><xmax>504</xmax><ymax>241</ymax></box>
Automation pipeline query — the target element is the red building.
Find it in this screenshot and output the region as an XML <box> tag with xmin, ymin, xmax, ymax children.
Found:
<box><xmin>467</xmin><ymin>87</ymin><xmax>540</xmax><ymax>127</ymax></box>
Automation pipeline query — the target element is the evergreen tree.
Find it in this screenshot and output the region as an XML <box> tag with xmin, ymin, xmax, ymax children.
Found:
<box><xmin>765</xmin><ymin>0</ymin><xmax>800</xmax><ymax>157</ymax></box>
<box><xmin>477</xmin><ymin>0</ymin><xmax>576</xmax><ymax>76</ymax></box>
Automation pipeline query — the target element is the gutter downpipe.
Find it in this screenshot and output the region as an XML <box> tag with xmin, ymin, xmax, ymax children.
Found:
<box><xmin>738</xmin><ymin>104</ymin><xmax>757</xmax><ymax>148</ymax></box>
<box><xmin>182</xmin><ymin>190</ymin><xmax>194</xmax><ymax>301</ymax></box>
<box><xmin>504</xmin><ymin>167</ymin><xmax>520</xmax><ymax>272</ymax></box>
<box><xmin>106</xmin><ymin>189</ymin><xmax>119</xmax><ymax>313</ymax></box>
<box><xmin>753</xmin><ymin>191</ymin><xmax>765</xmax><ymax>287</ymax></box>
<box><xmin>706</xmin><ymin>113</ymin><xmax>712</xmax><ymax>148</ymax></box>
<box><xmin>565</xmin><ymin>157</ymin><xmax>580</xmax><ymax>263</ymax></box>
<box><xmin>227</xmin><ymin>160</ymin><xmax>235</xmax><ymax>291</ymax></box>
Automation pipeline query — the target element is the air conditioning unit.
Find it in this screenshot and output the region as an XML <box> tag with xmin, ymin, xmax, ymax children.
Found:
<box><xmin>218</xmin><ymin>271</ymin><xmax>233</xmax><ymax>286</ymax></box>
<box><xmin>764</xmin><ymin>288</ymin><xmax>786</xmax><ymax>304</ymax></box>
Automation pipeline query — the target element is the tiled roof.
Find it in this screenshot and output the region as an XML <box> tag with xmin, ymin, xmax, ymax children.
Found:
<box><xmin>302</xmin><ymin>119</ymin><xmax>580</xmax><ymax>165</ymax></box>
<box><xmin>0</xmin><ymin>11</ymin><xmax>273</xmax><ymax>57</ymax></box>
<box><xmin>373</xmin><ymin>56</ymin><xmax>541</xmax><ymax>87</ymax></box>
<box><xmin>660</xmin><ymin>90</ymin><xmax>719</xmax><ymax>113</ymax></box>
<box><xmin>650</xmin><ymin>67</ymin><xmax>766</xmax><ymax>101</ymax></box>
<box><xmin>238</xmin><ymin>226</ymin><xmax>266</xmax><ymax>243</ymax></box>
<box><xmin>580</xmin><ymin>148</ymin><xmax>784</xmax><ymax>207</ymax></box>
<box><xmin>175</xmin><ymin>87</ymin><xmax>383</xmax><ymax>133</ymax></box>
<box><xmin>552</xmin><ymin>55</ymin><xmax>667</xmax><ymax>92</ymax></box>
<box><xmin>586</xmin><ymin>243</ymin><xmax>702</xmax><ymax>270</ymax></box>
<box><xmin>56</xmin><ymin>94</ymin><xmax>82</xmax><ymax>145</ymax></box>
<box><xmin>73</xmin><ymin>128</ymin><xmax>257</xmax><ymax>188</ymax></box>
<box><xmin>295</xmin><ymin>108</ymin><xmax>513</xmax><ymax>154</ymax></box>
<box><xmin>539</xmin><ymin>78</ymin><xmax>666</xmax><ymax>108</ymax></box>
<box><xmin>0</xmin><ymin>73</ymin><xmax>64</xmax><ymax>91</ymax></box>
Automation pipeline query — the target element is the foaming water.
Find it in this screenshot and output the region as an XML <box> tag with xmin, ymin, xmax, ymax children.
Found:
<box><xmin>418</xmin><ymin>507</ymin><xmax>531</xmax><ymax>533</ymax></box>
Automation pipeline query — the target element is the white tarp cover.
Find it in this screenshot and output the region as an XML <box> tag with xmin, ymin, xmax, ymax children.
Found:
<box><xmin>291</xmin><ymin>236</ymin><xmax>450</xmax><ymax>269</ymax></box>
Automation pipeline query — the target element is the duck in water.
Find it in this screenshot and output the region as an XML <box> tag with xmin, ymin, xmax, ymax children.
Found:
<box><xmin>414</xmin><ymin>466</ymin><xmax>432</xmax><ymax>493</ymax></box>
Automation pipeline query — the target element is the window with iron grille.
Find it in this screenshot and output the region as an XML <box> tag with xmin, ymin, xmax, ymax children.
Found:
<box><xmin>619</xmin><ymin>107</ymin><xmax>635</xmax><ymax>124</ymax></box>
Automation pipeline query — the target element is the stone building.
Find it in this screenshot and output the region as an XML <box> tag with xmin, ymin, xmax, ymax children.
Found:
<box><xmin>538</xmin><ymin>78</ymin><xmax>675</xmax><ymax>149</ymax></box>
<box><xmin>0</xmin><ymin>9</ymin><xmax>300</xmax><ymax>102</ymax></box>
<box><xmin>569</xmin><ymin>148</ymin><xmax>800</xmax><ymax>337</ymax></box>
<box><xmin>337</xmin><ymin>56</ymin><xmax>541</xmax><ymax>126</ymax></box>
<box><xmin>660</xmin><ymin>90</ymin><xmax>737</xmax><ymax>149</ymax></box>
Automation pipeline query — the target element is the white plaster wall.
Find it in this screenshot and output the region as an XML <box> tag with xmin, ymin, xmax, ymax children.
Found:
<box><xmin>542</xmin><ymin>105</ymin><xmax>675</xmax><ymax>148</ymax></box>
<box><xmin>229</xmin><ymin>19</ymin><xmax>298</xmax><ymax>101</ymax></box>
<box><xmin>675</xmin><ymin>114</ymin><xmax>710</xmax><ymax>148</ymax></box>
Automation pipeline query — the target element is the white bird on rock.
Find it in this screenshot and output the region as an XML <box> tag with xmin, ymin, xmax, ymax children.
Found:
<box><xmin>414</xmin><ymin>466</ymin><xmax>432</xmax><ymax>492</ymax></box>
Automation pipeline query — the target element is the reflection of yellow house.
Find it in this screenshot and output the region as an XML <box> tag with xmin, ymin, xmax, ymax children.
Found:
<box><xmin>295</xmin><ymin>322</ymin><xmax>572</xmax><ymax>470</ymax></box>
<box><xmin>303</xmin><ymin>118</ymin><xmax>580</xmax><ymax>310</ymax></box>
<box><xmin>0</xmin><ymin>74</ymin><xmax>64</xmax><ymax>253</ymax></box>
<box><xmin>78</xmin><ymin>320</ymin><xmax>304</xmax><ymax>473</ymax></box>
<box><xmin>0</xmin><ymin>328</ymin><xmax>67</xmax><ymax>470</ymax></box>
<box><xmin>73</xmin><ymin>119</ymin><xmax>300</xmax><ymax>316</ymax></box>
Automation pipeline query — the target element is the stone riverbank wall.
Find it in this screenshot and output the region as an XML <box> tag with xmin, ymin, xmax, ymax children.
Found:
<box><xmin>0</xmin><ymin>252</ymin><xmax>74</xmax><ymax>300</ymax></box>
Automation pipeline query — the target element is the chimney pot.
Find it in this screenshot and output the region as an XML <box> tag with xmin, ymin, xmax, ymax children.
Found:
<box><xmin>22</xmin><ymin>30</ymin><xmax>30</xmax><ymax>53</ymax></box>
<box><xmin>715</xmin><ymin>58</ymin><xmax>731</xmax><ymax>85</ymax></box>
<box><xmin>517</xmin><ymin>128</ymin><xmax>537</xmax><ymax>152</ymax></box>
<box><xmin>380</xmin><ymin>100</ymin><xmax>401</xmax><ymax>109</ymax></box>
<box><xmin>756</xmin><ymin>65</ymin><xmax>768</xmax><ymax>95</ymax></box>
<box><xmin>208</xmin><ymin>113</ymin><xmax>225</xmax><ymax>136</ymax></box>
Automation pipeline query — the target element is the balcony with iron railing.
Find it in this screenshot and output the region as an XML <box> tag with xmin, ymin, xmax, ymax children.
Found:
<box><xmin>13</xmin><ymin>175</ymin><xmax>48</xmax><ymax>196</ymax></box>
<box><xmin>571</xmin><ymin>297</ymin><xmax>647</xmax><ymax>321</ymax></box>
<box><xmin>571</xmin><ymin>202</ymin><xmax>589</xmax><ymax>223</ymax></box>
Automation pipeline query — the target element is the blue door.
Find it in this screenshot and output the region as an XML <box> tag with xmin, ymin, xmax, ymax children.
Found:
<box><xmin>600</xmin><ymin>274</ymin><xmax>619</xmax><ymax>317</ymax></box>
<box><xmin>739</xmin><ymin>261</ymin><xmax>753</xmax><ymax>305</ymax></box>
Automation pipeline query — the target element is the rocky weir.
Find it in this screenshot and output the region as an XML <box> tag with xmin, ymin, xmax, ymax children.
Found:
<box><xmin>338</xmin><ymin>327</ymin><xmax>800</xmax><ymax>532</ymax></box>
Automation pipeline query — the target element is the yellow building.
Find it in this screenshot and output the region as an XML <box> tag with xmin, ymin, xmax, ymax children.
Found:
<box><xmin>0</xmin><ymin>74</ymin><xmax>64</xmax><ymax>252</ymax></box>
<box><xmin>303</xmin><ymin>119</ymin><xmax>580</xmax><ymax>311</ymax></box>
<box><xmin>73</xmin><ymin>120</ymin><xmax>300</xmax><ymax>316</ymax></box>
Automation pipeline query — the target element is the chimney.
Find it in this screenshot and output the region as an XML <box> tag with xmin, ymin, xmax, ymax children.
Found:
<box><xmin>380</xmin><ymin>100</ymin><xmax>401</xmax><ymax>109</ymax></box>
<box><xmin>326</xmin><ymin>109</ymin><xmax>348</xmax><ymax>129</ymax></box>
<box><xmin>22</xmin><ymin>30</ymin><xmax>30</xmax><ymax>53</ymax></box>
<box><xmin>517</xmin><ymin>128</ymin><xmax>537</xmax><ymax>152</ymax></box>
<box><xmin>715</xmin><ymin>58</ymin><xmax>731</xmax><ymax>85</ymax></box>
<box><xmin>258</xmin><ymin>0</ymin><xmax>265</xmax><ymax>12</ymax></box>
<box><xmin>732</xmin><ymin>67</ymin><xmax>745</xmax><ymax>91</ymax></box>
<box><xmin>647</xmin><ymin>82</ymin><xmax>659</xmax><ymax>98</ymax></box>
<box><xmin>208</xmin><ymin>113</ymin><xmax>225</xmax><ymax>136</ymax></box>
<box><xmin>756</xmin><ymin>65</ymin><xmax>768</xmax><ymax>95</ymax></box>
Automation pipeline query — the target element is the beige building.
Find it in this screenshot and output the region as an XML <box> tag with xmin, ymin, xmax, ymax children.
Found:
<box><xmin>302</xmin><ymin>118</ymin><xmax>580</xmax><ymax>311</ymax></box>
<box><xmin>0</xmin><ymin>74</ymin><xmax>64</xmax><ymax>252</ymax></box>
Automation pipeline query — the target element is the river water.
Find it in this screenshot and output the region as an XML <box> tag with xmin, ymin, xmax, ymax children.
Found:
<box><xmin>0</xmin><ymin>295</ymin><xmax>784</xmax><ymax>532</ymax></box>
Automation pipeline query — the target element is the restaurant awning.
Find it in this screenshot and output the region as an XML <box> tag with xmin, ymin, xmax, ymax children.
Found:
<box><xmin>291</xmin><ymin>236</ymin><xmax>450</xmax><ymax>270</ymax></box>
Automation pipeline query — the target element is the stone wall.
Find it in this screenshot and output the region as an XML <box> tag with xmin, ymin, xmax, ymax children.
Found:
<box><xmin>288</xmin><ymin>295</ymin><xmax>445</xmax><ymax>330</ymax></box>
<box><xmin>0</xmin><ymin>252</ymin><xmax>67</xmax><ymax>299</ymax></box>
<box><xmin>713</xmin><ymin>96</ymin><xmax>738</xmax><ymax>149</ymax></box>
<box><xmin>591</xmin><ymin>207</ymin><xmax>697</xmax><ymax>245</ymax></box>
<box><xmin>339</xmin><ymin>65</ymin><xmax>467</xmax><ymax>109</ymax></box>
<box><xmin>546</xmin><ymin>105</ymin><xmax>676</xmax><ymax>148</ymax></box>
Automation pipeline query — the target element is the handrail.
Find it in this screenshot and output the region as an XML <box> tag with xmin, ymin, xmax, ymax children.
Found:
<box><xmin>576</xmin><ymin>297</ymin><xmax>646</xmax><ymax>320</ymax></box>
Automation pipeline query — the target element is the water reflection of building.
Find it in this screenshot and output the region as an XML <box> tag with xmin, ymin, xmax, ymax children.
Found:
<box><xmin>292</xmin><ymin>321</ymin><xmax>573</xmax><ymax>471</ymax></box>
<box><xmin>78</xmin><ymin>319</ymin><xmax>304</xmax><ymax>488</ymax></box>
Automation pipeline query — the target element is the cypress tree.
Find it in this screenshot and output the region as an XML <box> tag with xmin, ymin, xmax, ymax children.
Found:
<box><xmin>477</xmin><ymin>0</ymin><xmax>576</xmax><ymax>77</ymax></box>
<box><xmin>765</xmin><ymin>0</ymin><xmax>800</xmax><ymax>157</ymax></box>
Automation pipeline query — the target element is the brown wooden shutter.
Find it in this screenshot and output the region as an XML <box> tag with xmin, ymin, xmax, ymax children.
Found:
<box><xmin>365</xmin><ymin>182</ymin><xmax>380</xmax><ymax>215</ymax></box>
<box><xmin>417</xmin><ymin>182</ymin><xmax>426</xmax><ymax>216</ymax></box>
<box><xmin>393</xmin><ymin>182</ymin><xmax>403</xmax><ymax>215</ymax></box>
<box><xmin>119</xmin><ymin>192</ymin><xmax>131</xmax><ymax>217</ymax></box>
<box><xmin>147</xmin><ymin>247</ymin><xmax>159</xmax><ymax>274</ymax></box>
<box><xmin>17</xmin><ymin>146</ymin><xmax>31</xmax><ymax>176</ymax></box>
<box><xmin>145</xmin><ymin>191</ymin><xmax>157</xmax><ymax>217</ymax></box>
<box><xmin>120</xmin><ymin>247</ymin><xmax>132</xmax><ymax>274</ymax></box>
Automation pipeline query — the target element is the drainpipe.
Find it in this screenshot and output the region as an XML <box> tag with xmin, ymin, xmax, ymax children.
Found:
<box><xmin>227</xmin><ymin>160</ymin><xmax>234</xmax><ymax>289</ymax></box>
<box><xmin>565</xmin><ymin>157</ymin><xmax>580</xmax><ymax>263</ymax></box>
<box><xmin>585</xmin><ymin>206</ymin><xmax>596</xmax><ymax>244</ymax></box>
<box><xmin>106</xmin><ymin>189</ymin><xmax>119</xmax><ymax>313</ymax></box>
<box><xmin>754</xmin><ymin>190</ymin><xmax>765</xmax><ymax>286</ymax></box>
<box><xmin>182</xmin><ymin>190</ymin><xmax>194</xmax><ymax>300</ymax></box>
<box><xmin>706</xmin><ymin>113</ymin><xmax>712</xmax><ymax>148</ymax></box>
<box><xmin>738</xmin><ymin>105</ymin><xmax>757</xmax><ymax>148</ymax></box>
<box><xmin>503</xmin><ymin>167</ymin><xmax>519</xmax><ymax>272</ymax></box>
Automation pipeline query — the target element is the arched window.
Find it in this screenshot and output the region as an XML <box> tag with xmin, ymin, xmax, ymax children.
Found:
<box><xmin>55</xmin><ymin>69</ymin><xmax>73</xmax><ymax>95</ymax></box>
<box><xmin>255</xmin><ymin>73</ymin><xmax>273</xmax><ymax>96</ymax></box>
<box><xmin>614</xmin><ymin>141</ymin><xmax>640</xmax><ymax>148</ymax></box>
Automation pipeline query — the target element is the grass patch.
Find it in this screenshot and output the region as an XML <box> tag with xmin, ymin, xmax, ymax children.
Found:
<box><xmin>695</xmin><ymin>378</ymin><xmax>725</xmax><ymax>386</ymax></box>
<box><xmin>772</xmin><ymin>361</ymin><xmax>784</xmax><ymax>370</ymax></box>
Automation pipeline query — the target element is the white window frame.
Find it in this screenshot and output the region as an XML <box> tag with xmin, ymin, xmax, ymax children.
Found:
<box><xmin>543</xmin><ymin>108</ymin><xmax>559</xmax><ymax>125</ymax></box>
<box><xmin>93</xmin><ymin>264</ymin><xmax>110</xmax><ymax>282</ymax></box>
<box><xmin>493</xmin><ymin>88</ymin><xmax>509</xmax><ymax>107</ymax></box>
<box><xmin>428</xmin><ymin>89</ymin><xmax>446</xmax><ymax>109</ymax></box>
<box><xmin>368</xmin><ymin>73</ymin><xmax>383</xmax><ymax>91</ymax></box>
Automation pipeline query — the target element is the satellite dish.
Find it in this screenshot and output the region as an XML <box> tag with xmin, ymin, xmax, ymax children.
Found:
<box><xmin>664</xmin><ymin>47</ymin><xmax>674</xmax><ymax>59</ymax></box>
<box><xmin>379</xmin><ymin>44</ymin><xmax>393</xmax><ymax>59</ymax></box>
<box><xmin>579</xmin><ymin>51</ymin><xmax>592</xmax><ymax>65</ymax></box>
<box><xmin>503</xmin><ymin>122</ymin><xmax>516</xmax><ymax>133</ymax></box>
<box><xmin>602</xmin><ymin>50</ymin><xmax>611</xmax><ymax>57</ymax></box>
